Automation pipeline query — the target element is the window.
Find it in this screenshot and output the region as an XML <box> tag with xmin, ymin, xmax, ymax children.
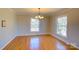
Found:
<box><xmin>31</xmin><ymin>18</ymin><xmax>39</xmax><ymax>32</ymax></box>
<box><xmin>57</xmin><ymin>16</ymin><xmax>67</xmax><ymax>37</ymax></box>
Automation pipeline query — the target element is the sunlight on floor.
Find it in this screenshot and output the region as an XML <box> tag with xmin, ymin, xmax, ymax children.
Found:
<box><xmin>56</xmin><ymin>42</ymin><xmax>66</xmax><ymax>50</ymax></box>
<box><xmin>30</xmin><ymin>37</ymin><xmax>40</xmax><ymax>50</ymax></box>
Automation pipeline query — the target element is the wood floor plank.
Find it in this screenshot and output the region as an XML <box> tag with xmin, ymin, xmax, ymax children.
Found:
<box><xmin>3</xmin><ymin>35</ymin><xmax>78</xmax><ymax>50</ymax></box>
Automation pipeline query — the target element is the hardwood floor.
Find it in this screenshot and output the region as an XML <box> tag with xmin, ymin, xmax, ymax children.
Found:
<box><xmin>3</xmin><ymin>35</ymin><xmax>78</xmax><ymax>50</ymax></box>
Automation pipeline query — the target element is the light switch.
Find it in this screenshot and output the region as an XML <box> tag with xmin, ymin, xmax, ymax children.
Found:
<box><xmin>2</xmin><ymin>20</ymin><xmax>6</xmax><ymax>27</ymax></box>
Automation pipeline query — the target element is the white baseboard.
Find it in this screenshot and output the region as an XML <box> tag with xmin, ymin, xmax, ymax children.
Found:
<box><xmin>70</xmin><ymin>43</ymin><xmax>79</xmax><ymax>49</ymax></box>
<box><xmin>17</xmin><ymin>33</ymin><xmax>50</xmax><ymax>36</ymax></box>
<box><xmin>50</xmin><ymin>34</ymin><xmax>69</xmax><ymax>45</ymax></box>
<box><xmin>50</xmin><ymin>33</ymin><xmax>79</xmax><ymax>49</ymax></box>
<box><xmin>1</xmin><ymin>33</ymin><xmax>79</xmax><ymax>49</ymax></box>
<box><xmin>1</xmin><ymin>33</ymin><xmax>50</xmax><ymax>50</ymax></box>
<box><xmin>0</xmin><ymin>35</ymin><xmax>17</xmax><ymax>50</ymax></box>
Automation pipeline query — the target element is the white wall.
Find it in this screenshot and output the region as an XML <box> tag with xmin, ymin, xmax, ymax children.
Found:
<box><xmin>0</xmin><ymin>9</ymin><xmax>17</xmax><ymax>49</ymax></box>
<box><xmin>16</xmin><ymin>15</ymin><xmax>50</xmax><ymax>36</ymax></box>
<box><xmin>50</xmin><ymin>9</ymin><xmax>79</xmax><ymax>48</ymax></box>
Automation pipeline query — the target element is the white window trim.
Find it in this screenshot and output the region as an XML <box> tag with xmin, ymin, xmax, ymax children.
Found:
<box><xmin>56</xmin><ymin>16</ymin><xmax>67</xmax><ymax>37</ymax></box>
<box><xmin>30</xmin><ymin>18</ymin><xmax>40</xmax><ymax>32</ymax></box>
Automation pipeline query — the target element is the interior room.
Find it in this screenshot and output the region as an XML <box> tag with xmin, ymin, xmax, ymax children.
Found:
<box><xmin>0</xmin><ymin>8</ymin><xmax>79</xmax><ymax>50</ymax></box>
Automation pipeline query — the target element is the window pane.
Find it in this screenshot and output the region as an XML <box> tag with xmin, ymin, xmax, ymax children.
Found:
<box><xmin>31</xmin><ymin>18</ymin><xmax>39</xmax><ymax>32</ymax></box>
<box><xmin>57</xmin><ymin>16</ymin><xmax>67</xmax><ymax>37</ymax></box>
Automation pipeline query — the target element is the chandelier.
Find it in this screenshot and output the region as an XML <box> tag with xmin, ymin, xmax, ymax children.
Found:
<box><xmin>35</xmin><ymin>8</ymin><xmax>44</xmax><ymax>19</ymax></box>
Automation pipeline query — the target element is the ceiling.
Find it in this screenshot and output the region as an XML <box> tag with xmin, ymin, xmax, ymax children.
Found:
<box><xmin>13</xmin><ymin>8</ymin><xmax>62</xmax><ymax>16</ymax></box>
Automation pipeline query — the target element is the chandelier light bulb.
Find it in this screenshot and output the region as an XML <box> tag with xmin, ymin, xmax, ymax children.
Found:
<box><xmin>35</xmin><ymin>8</ymin><xmax>44</xmax><ymax>19</ymax></box>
